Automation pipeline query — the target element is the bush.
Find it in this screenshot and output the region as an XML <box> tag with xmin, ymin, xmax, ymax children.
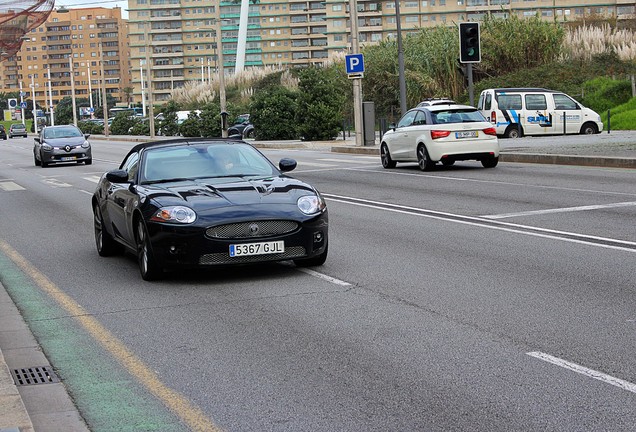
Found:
<box><xmin>110</xmin><ymin>113</ymin><xmax>138</xmax><ymax>135</ymax></box>
<box><xmin>296</xmin><ymin>67</ymin><xmax>345</xmax><ymax>140</ymax></box>
<box><xmin>179</xmin><ymin>112</ymin><xmax>203</xmax><ymax>137</ymax></box>
<box><xmin>249</xmin><ymin>86</ymin><xmax>299</xmax><ymax>140</ymax></box>
<box><xmin>602</xmin><ymin>97</ymin><xmax>636</xmax><ymax>130</ymax></box>
<box><xmin>581</xmin><ymin>77</ymin><xmax>632</xmax><ymax>113</ymax></box>
<box><xmin>77</xmin><ymin>121</ymin><xmax>103</xmax><ymax>135</ymax></box>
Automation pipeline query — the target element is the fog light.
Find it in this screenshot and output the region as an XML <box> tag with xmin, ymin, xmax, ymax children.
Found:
<box><xmin>314</xmin><ymin>232</ymin><xmax>323</xmax><ymax>242</ymax></box>
<box><xmin>169</xmin><ymin>245</ymin><xmax>178</xmax><ymax>254</ymax></box>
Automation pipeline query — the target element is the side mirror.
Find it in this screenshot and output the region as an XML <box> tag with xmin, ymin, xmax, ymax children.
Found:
<box><xmin>34</xmin><ymin>137</ymin><xmax>40</xmax><ymax>143</ymax></box>
<box><xmin>84</xmin><ymin>134</ymin><xmax>91</xmax><ymax>139</ymax></box>
<box><xmin>390</xmin><ymin>123</ymin><xmax>396</xmax><ymax>131</ymax></box>
<box><xmin>279</xmin><ymin>158</ymin><xmax>297</xmax><ymax>172</ymax></box>
<box><xmin>105</xmin><ymin>169</ymin><xmax>130</xmax><ymax>184</ymax></box>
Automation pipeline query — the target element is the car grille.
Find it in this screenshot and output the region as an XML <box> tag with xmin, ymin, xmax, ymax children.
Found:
<box><xmin>199</xmin><ymin>246</ymin><xmax>306</xmax><ymax>265</ymax></box>
<box><xmin>206</xmin><ymin>220</ymin><xmax>299</xmax><ymax>239</ymax></box>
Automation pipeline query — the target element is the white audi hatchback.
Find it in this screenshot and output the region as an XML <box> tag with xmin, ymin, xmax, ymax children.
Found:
<box><xmin>380</xmin><ymin>104</ymin><xmax>500</xmax><ymax>171</ymax></box>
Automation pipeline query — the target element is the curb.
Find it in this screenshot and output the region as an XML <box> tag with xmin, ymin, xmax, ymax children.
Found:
<box><xmin>498</xmin><ymin>152</ymin><xmax>636</xmax><ymax>169</ymax></box>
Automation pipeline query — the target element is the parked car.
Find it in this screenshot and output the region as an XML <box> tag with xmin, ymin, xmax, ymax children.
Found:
<box><xmin>9</xmin><ymin>123</ymin><xmax>28</xmax><ymax>138</ymax></box>
<box><xmin>33</xmin><ymin>125</ymin><xmax>93</xmax><ymax>167</ymax></box>
<box><xmin>416</xmin><ymin>98</ymin><xmax>456</xmax><ymax>108</ymax></box>
<box><xmin>92</xmin><ymin>138</ymin><xmax>329</xmax><ymax>280</ymax></box>
<box><xmin>477</xmin><ymin>88</ymin><xmax>603</xmax><ymax>138</ymax></box>
<box><xmin>228</xmin><ymin>114</ymin><xmax>255</xmax><ymax>139</ymax></box>
<box><xmin>0</xmin><ymin>125</ymin><xmax>6</xmax><ymax>140</ymax></box>
<box><xmin>380</xmin><ymin>104</ymin><xmax>499</xmax><ymax>171</ymax></box>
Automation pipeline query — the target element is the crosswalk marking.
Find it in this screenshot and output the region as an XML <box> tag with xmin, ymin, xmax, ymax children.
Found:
<box><xmin>43</xmin><ymin>178</ymin><xmax>72</xmax><ymax>188</ymax></box>
<box><xmin>0</xmin><ymin>181</ymin><xmax>25</xmax><ymax>191</ymax></box>
<box><xmin>83</xmin><ymin>175</ymin><xmax>102</xmax><ymax>183</ymax></box>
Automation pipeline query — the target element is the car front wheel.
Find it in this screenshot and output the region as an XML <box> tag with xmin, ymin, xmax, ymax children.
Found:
<box><xmin>381</xmin><ymin>143</ymin><xmax>396</xmax><ymax>169</ymax></box>
<box><xmin>137</xmin><ymin>219</ymin><xmax>161</xmax><ymax>281</ymax></box>
<box><xmin>94</xmin><ymin>204</ymin><xmax>121</xmax><ymax>256</ymax></box>
<box><xmin>417</xmin><ymin>144</ymin><xmax>435</xmax><ymax>171</ymax></box>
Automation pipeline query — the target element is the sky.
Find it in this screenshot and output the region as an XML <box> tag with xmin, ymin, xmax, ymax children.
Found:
<box><xmin>59</xmin><ymin>0</ymin><xmax>129</xmax><ymax>18</ymax></box>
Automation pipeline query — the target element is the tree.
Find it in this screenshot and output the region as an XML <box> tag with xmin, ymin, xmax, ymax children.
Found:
<box><xmin>296</xmin><ymin>67</ymin><xmax>345</xmax><ymax>140</ymax></box>
<box><xmin>249</xmin><ymin>86</ymin><xmax>299</xmax><ymax>140</ymax></box>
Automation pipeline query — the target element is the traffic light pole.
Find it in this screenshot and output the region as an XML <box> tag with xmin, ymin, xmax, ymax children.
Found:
<box><xmin>467</xmin><ymin>63</ymin><xmax>474</xmax><ymax>106</ymax></box>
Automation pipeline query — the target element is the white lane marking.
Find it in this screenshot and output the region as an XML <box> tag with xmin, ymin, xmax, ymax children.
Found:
<box><xmin>527</xmin><ymin>351</ymin><xmax>636</xmax><ymax>394</ymax></box>
<box><xmin>0</xmin><ymin>181</ymin><xmax>25</xmax><ymax>191</ymax></box>
<box><xmin>350</xmin><ymin>168</ymin><xmax>636</xmax><ymax>197</ymax></box>
<box><xmin>296</xmin><ymin>268</ymin><xmax>351</xmax><ymax>287</ymax></box>
<box><xmin>299</xmin><ymin>161</ymin><xmax>337</xmax><ymax>168</ymax></box>
<box><xmin>483</xmin><ymin>201</ymin><xmax>636</xmax><ymax>219</ymax></box>
<box><xmin>324</xmin><ymin>194</ymin><xmax>636</xmax><ymax>253</ymax></box>
<box><xmin>319</xmin><ymin>158</ymin><xmax>379</xmax><ymax>165</ymax></box>
<box><xmin>43</xmin><ymin>178</ymin><xmax>72</xmax><ymax>188</ymax></box>
<box><xmin>83</xmin><ymin>175</ymin><xmax>102</xmax><ymax>183</ymax></box>
<box><xmin>79</xmin><ymin>190</ymin><xmax>93</xmax><ymax>196</ymax></box>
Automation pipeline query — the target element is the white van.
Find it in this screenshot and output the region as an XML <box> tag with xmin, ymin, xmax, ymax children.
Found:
<box><xmin>477</xmin><ymin>88</ymin><xmax>603</xmax><ymax>138</ymax></box>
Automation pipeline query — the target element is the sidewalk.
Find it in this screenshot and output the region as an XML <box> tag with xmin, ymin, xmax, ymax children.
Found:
<box><xmin>2</xmin><ymin>130</ymin><xmax>635</xmax><ymax>431</ymax></box>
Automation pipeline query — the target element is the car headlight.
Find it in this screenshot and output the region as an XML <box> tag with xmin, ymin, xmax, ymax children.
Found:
<box><xmin>150</xmin><ymin>206</ymin><xmax>197</xmax><ymax>224</ymax></box>
<box><xmin>41</xmin><ymin>143</ymin><xmax>53</xmax><ymax>151</ymax></box>
<box><xmin>81</xmin><ymin>140</ymin><xmax>90</xmax><ymax>148</ymax></box>
<box><xmin>297</xmin><ymin>194</ymin><xmax>326</xmax><ymax>215</ymax></box>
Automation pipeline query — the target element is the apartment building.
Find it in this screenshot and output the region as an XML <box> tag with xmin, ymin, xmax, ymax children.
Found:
<box><xmin>0</xmin><ymin>7</ymin><xmax>130</xmax><ymax>117</ymax></box>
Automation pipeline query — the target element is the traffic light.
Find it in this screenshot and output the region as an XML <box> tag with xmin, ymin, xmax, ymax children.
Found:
<box><xmin>459</xmin><ymin>22</ymin><xmax>481</xmax><ymax>64</ymax></box>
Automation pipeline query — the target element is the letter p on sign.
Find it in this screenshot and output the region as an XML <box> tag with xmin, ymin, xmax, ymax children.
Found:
<box><xmin>345</xmin><ymin>54</ymin><xmax>364</xmax><ymax>75</ymax></box>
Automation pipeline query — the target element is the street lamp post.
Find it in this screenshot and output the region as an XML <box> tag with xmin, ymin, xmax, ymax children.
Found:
<box><xmin>88</xmin><ymin>64</ymin><xmax>94</xmax><ymax>118</ymax></box>
<box><xmin>47</xmin><ymin>66</ymin><xmax>55</xmax><ymax>126</ymax></box>
<box><xmin>143</xmin><ymin>23</ymin><xmax>155</xmax><ymax>138</ymax></box>
<box><xmin>69</xmin><ymin>56</ymin><xmax>78</xmax><ymax>126</ymax></box>
<box><xmin>19</xmin><ymin>81</ymin><xmax>25</xmax><ymax>126</ymax></box>
<box><xmin>140</xmin><ymin>61</ymin><xmax>146</xmax><ymax>117</ymax></box>
<box><xmin>31</xmin><ymin>75</ymin><xmax>38</xmax><ymax>134</ymax></box>
<box><xmin>395</xmin><ymin>0</ymin><xmax>407</xmax><ymax>116</ymax></box>
<box><xmin>216</xmin><ymin>18</ymin><xmax>228</xmax><ymax>138</ymax></box>
<box><xmin>99</xmin><ymin>41</ymin><xmax>109</xmax><ymax>137</ymax></box>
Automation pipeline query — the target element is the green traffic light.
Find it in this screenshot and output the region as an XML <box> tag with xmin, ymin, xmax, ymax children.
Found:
<box><xmin>467</xmin><ymin>48</ymin><xmax>475</xmax><ymax>56</ymax></box>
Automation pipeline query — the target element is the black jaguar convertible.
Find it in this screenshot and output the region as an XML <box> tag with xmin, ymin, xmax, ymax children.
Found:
<box><xmin>92</xmin><ymin>138</ymin><xmax>328</xmax><ymax>280</ymax></box>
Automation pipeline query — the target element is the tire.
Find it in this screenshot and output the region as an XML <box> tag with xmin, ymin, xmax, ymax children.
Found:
<box><xmin>227</xmin><ymin>128</ymin><xmax>241</xmax><ymax>138</ymax></box>
<box><xmin>504</xmin><ymin>125</ymin><xmax>522</xmax><ymax>139</ymax></box>
<box><xmin>93</xmin><ymin>204</ymin><xmax>122</xmax><ymax>257</ymax></box>
<box><xmin>136</xmin><ymin>219</ymin><xmax>162</xmax><ymax>281</ymax></box>
<box><xmin>580</xmin><ymin>123</ymin><xmax>598</xmax><ymax>135</ymax></box>
<box><xmin>294</xmin><ymin>243</ymin><xmax>328</xmax><ymax>267</ymax></box>
<box><xmin>481</xmin><ymin>156</ymin><xmax>499</xmax><ymax>168</ymax></box>
<box><xmin>441</xmin><ymin>159</ymin><xmax>455</xmax><ymax>166</ymax></box>
<box><xmin>85</xmin><ymin>159</ymin><xmax>93</xmax><ymax>165</ymax></box>
<box><xmin>40</xmin><ymin>152</ymin><xmax>48</xmax><ymax>168</ymax></box>
<box><xmin>243</xmin><ymin>126</ymin><xmax>255</xmax><ymax>139</ymax></box>
<box><xmin>380</xmin><ymin>143</ymin><xmax>396</xmax><ymax>169</ymax></box>
<box><xmin>417</xmin><ymin>144</ymin><xmax>435</xmax><ymax>171</ymax></box>
<box><xmin>34</xmin><ymin>152</ymin><xmax>40</xmax><ymax>166</ymax></box>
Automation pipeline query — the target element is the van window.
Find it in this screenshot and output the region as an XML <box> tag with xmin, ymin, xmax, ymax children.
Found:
<box><xmin>525</xmin><ymin>94</ymin><xmax>547</xmax><ymax>110</ymax></box>
<box><xmin>485</xmin><ymin>93</ymin><xmax>492</xmax><ymax>110</ymax></box>
<box><xmin>553</xmin><ymin>94</ymin><xmax>579</xmax><ymax>110</ymax></box>
<box><xmin>497</xmin><ymin>94</ymin><xmax>522</xmax><ymax>110</ymax></box>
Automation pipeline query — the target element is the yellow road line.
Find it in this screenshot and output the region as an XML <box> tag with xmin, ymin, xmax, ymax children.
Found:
<box><xmin>0</xmin><ymin>239</ymin><xmax>222</xmax><ymax>432</ymax></box>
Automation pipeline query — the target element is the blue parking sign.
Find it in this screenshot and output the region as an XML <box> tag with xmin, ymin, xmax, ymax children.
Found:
<box><xmin>345</xmin><ymin>54</ymin><xmax>364</xmax><ymax>74</ymax></box>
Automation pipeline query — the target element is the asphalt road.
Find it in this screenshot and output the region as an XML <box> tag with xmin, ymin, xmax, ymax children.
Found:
<box><xmin>1</xmin><ymin>136</ymin><xmax>635</xmax><ymax>431</ymax></box>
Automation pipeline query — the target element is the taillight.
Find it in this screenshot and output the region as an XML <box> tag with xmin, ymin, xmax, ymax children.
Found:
<box><xmin>431</xmin><ymin>130</ymin><xmax>451</xmax><ymax>139</ymax></box>
<box><xmin>490</xmin><ymin>111</ymin><xmax>496</xmax><ymax>123</ymax></box>
<box><xmin>483</xmin><ymin>127</ymin><xmax>497</xmax><ymax>136</ymax></box>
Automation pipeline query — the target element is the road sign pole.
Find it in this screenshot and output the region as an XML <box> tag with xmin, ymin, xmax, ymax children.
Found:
<box><xmin>349</xmin><ymin>0</ymin><xmax>363</xmax><ymax>146</ymax></box>
<box><xmin>19</xmin><ymin>82</ymin><xmax>25</xmax><ymax>125</ymax></box>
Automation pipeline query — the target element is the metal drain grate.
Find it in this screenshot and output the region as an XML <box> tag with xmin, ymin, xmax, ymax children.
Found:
<box><xmin>11</xmin><ymin>366</ymin><xmax>60</xmax><ymax>386</ymax></box>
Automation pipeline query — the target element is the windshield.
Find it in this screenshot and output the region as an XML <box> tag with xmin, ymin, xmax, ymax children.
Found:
<box><xmin>141</xmin><ymin>142</ymin><xmax>276</xmax><ymax>183</ymax></box>
<box><xmin>431</xmin><ymin>109</ymin><xmax>487</xmax><ymax>124</ymax></box>
<box><xmin>43</xmin><ymin>126</ymin><xmax>83</xmax><ymax>139</ymax></box>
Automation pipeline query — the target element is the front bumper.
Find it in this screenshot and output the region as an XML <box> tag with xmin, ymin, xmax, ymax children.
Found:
<box><xmin>146</xmin><ymin>212</ymin><xmax>329</xmax><ymax>269</ymax></box>
<box><xmin>42</xmin><ymin>148</ymin><xmax>92</xmax><ymax>164</ymax></box>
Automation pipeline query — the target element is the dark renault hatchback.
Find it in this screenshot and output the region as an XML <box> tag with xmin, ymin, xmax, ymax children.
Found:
<box><xmin>92</xmin><ymin>138</ymin><xmax>329</xmax><ymax>280</ymax></box>
<box><xmin>33</xmin><ymin>125</ymin><xmax>92</xmax><ymax>167</ymax></box>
